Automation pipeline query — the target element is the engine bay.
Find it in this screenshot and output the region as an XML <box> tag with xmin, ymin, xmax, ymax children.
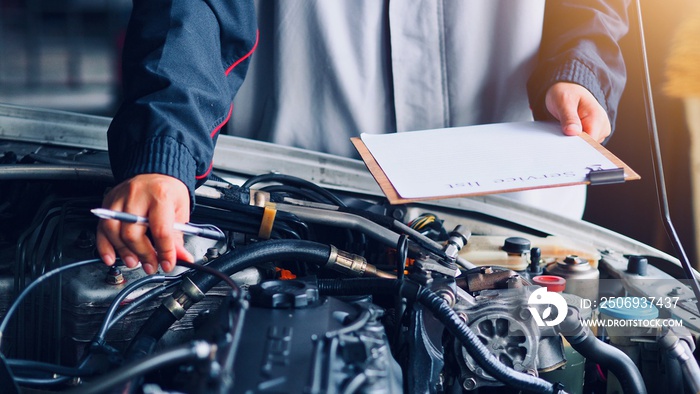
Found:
<box><xmin>0</xmin><ymin>105</ymin><xmax>698</xmax><ymax>394</ymax></box>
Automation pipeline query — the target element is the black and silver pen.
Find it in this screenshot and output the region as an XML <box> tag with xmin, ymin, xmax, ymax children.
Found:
<box><xmin>91</xmin><ymin>208</ymin><xmax>226</xmax><ymax>241</ymax></box>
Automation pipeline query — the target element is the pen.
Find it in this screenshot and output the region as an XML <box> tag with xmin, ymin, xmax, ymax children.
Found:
<box><xmin>91</xmin><ymin>208</ymin><xmax>226</xmax><ymax>241</ymax></box>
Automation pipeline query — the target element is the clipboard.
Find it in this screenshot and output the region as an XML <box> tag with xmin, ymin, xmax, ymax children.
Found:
<box><xmin>351</xmin><ymin>121</ymin><xmax>640</xmax><ymax>205</ymax></box>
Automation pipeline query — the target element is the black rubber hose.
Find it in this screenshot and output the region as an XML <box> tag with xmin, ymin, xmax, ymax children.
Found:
<box><xmin>191</xmin><ymin>239</ymin><xmax>331</xmax><ymax>294</ymax></box>
<box><xmin>131</xmin><ymin>240</ymin><xmax>332</xmax><ymax>344</ymax></box>
<box><xmin>559</xmin><ymin>308</ymin><xmax>646</xmax><ymax>394</ymax></box>
<box><xmin>416</xmin><ymin>287</ymin><xmax>561</xmax><ymax>394</ymax></box>
<box><xmin>241</xmin><ymin>173</ymin><xmax>347</xmax><ymax>207</ymax></box>
<box><xmin>567</xmin><ymin>335</ymin><xmax>646</xmax><ymax>394</ymax></box>
<box><xmin>663</xmin><ymin>351</ymin><xmax>683</xmax><ymax>394</ymax></box>
<box><xmin>318</xmin><ymin>278</ymin><xmax>563</xmax><ymax>394</ymax></box>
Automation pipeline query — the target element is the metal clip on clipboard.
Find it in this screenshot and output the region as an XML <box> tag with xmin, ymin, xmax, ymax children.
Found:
<box><xmin>586</xmin><ymin>164</ymin><xmax>625</xmax><ymax>185</ymax></box>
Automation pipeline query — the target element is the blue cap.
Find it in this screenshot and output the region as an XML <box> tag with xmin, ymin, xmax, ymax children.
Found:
<box><xmin>599</xmin><ymin>297</ymin><xmax>659</xmax><ymax>320</ymax></box>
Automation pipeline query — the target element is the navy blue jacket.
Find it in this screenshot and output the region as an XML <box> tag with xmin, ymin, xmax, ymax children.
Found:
<box><xmin>108</xmin><ymin>0</ymin><xmax>258</xmax><ymax>201</ymax></box>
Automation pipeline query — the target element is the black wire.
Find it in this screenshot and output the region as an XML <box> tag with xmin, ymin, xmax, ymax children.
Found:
<box><xmin>176</xmin><ymin>260</ymin><xmax>240</xmax><ymax>297</ymax></box>
<box><xmin>8</xmin><ymin>353</ymin><xmax>94</xmax><ymax>388</ymax></box>
<box><xmin>7</xmin><ymin>358</ymin><xmax>95</xmax><ymax>377</ymax></box>
<box><xmin>396</xmin><ymin>235</ymin><xmax>408</xmax><ymax>281</ymax></box>
<box><xmin>261</xmin><ymin>184</ymin><xmax>336</xmax><ymax>205</ymax></box>
<box><xmin>94</xmin><ymin>272</ymin><xmax>182</xmax><ymax>344</ymax></box>
<box><xmin>194</xmin><ymin>200</ymin><xmax>307</xmax><ymax>240</ymax></box>
<box><xmin>107</xmin><ymin>281</ymin><xmax>180</xmax><ymax>333</ymax></box>
<box><xmin>241</xmin><ymin>173</ymin><xmax>347</xmax><ymax>208</ymax></box>
<box><xmin>64</xmin><ymin>341</ymin><xmax>213</xmax><ymax>394</ymax></box>
<box><xmin>393</xmin><ymin>235</ymin><xmax>409</xmax><ymax>349</ymax></box>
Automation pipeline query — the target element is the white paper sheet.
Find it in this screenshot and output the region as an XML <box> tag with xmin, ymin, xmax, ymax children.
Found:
<box><xmin>360</xmin><ymin>121</ymin><xmax>620</xmax><ymax>199</ymax></box>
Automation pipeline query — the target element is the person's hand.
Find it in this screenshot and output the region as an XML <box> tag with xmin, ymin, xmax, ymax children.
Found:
<box><xmin>545</xmin><ymin>82</ymin><xmax>611</xmax><ymax>143</ymax></box>
<box><xmin>96</xmin><ymin>173</ymin><xmax>194</xmax><ymax>274</ymax></box>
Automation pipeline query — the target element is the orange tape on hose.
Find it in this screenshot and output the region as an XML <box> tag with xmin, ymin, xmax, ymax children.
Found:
<box><xmin>258</xmin><ymin>204</ymin><xmax>277</xmax><ymax>239</ymax></box>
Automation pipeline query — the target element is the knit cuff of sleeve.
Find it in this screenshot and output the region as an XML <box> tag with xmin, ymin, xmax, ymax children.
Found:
<box><xmin>529</xmin><ymin>58</ymin><xmax>608</xmax><ymax>124</ymax></box>
<box><xmin>117</xmin><ymin>135</ymin><xmax>198</xmax><ymax>207</ymax></box>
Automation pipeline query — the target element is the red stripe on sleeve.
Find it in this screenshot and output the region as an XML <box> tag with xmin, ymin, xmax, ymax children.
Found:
<box><xmin>225</xmin><ymin>30</ymin><xmax>259</xmax><ymax>76</ymax></box>
<box><xmin>197</xmin><ymin>29</ymin><xmax>258</xmax><ymax>182</ymax></box>
<box><xmin>195</xmin><ymin>161</ymin><xmax>213</xmax><ymax>180</ymax></box>
<box><xmin>210</xmin><ymin>103</ymin><xmax>233</xmax><ymax>138</ymax></box>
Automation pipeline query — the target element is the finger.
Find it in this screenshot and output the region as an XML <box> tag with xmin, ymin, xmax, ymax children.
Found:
<box><xmin>581</xmin><ymin>114</ymin><xmax>610</xmax><ymax>143</ymax></box>
<box><xmin>555</xmin><ymin>99</ymin><xmax>583</xmax><ymax>137</ymax></box>
<box><xmin>115</xmin><ymin>244</ymin><xmax>144</xmax><ymax>271</ymax></box>
<box><xmin>176</xmin><ymin>243</ymin><xmax>195</xmax><ymax>264</ymax></box>
<box><xmin>579</xmin><ymin>103</ymin><xmax>611</xmax><ymax>143</ymax></box>
<box><xmin>95</xmin><ymin>223</ymin><xmax>117</xmax><ymax>266</ymax></box>
<box><xmin>148</xmin><ymin>179</ymin><xmax>190</xmax><ymax>272</ymax></box>
<box><xmin>148</xmin><ymin>200</ymin><xmax>178</xmax><ymax>273</ymax></box>
<box><xmin>578</xmin><ymin>107</ymin><xmax>610</xmax><ymax>142</ymax></box>
<box><xmin>96</xmin><ymin>190</ymin><xmax>122</xmax><ymax>266</ymax></box>
<box><xmin>545</xmin><ymin>82</ymin><xmax>584</xmax><ymax>137</ymax></box>
<box><xmin>172</xmin><ymin>197</ymin><xmax>193</xmax><ymax>266</ymax></box>
<box><xmin>560</xmin><ymin>118</ymin><xmax>583</xmax><ymax>136</ymax></box>
<box><xmin>98</xmin><ymin>218</ymin><xmax>141</xmax><ymax>269</ymax></box>
<box><xmin>119</xmin><ymin>221</ymin><xmax>158</xmax><ymax>273</ymax></box>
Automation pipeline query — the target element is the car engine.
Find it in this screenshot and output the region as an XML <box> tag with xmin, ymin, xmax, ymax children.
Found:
<box><xmin>0</xmin><ymin>105</ymin><xmax>698</xmax><ymax>394</ymax></box>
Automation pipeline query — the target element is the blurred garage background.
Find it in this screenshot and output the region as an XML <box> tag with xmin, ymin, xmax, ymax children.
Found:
<box><xmin>0</xmin><ymin>0</ymin><xmax>698</xmax><ymax>267</ymax></box>
<box><xmin>0</xmin><ymin>0</ymin><xmax>128</xmax><ymax>114</ymax></box>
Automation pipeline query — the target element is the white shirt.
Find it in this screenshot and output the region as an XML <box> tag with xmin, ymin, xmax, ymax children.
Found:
<box><xmin>231</xmin><ymin>0</ymin><xmax>589</xmax><ymax>218</ymax></box>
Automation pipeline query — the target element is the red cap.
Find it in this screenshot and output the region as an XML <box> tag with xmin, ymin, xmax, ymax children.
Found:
<box><xmin>532</xmin><ymin>275</ymin><xmax>566</xmax><ymax>293</ymax></box>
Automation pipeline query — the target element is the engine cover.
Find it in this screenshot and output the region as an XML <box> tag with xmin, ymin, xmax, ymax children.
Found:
<box><xmin>185</xmin><ymin>279</ymin><xmax>403</xmax><ymax>393</ymax></box>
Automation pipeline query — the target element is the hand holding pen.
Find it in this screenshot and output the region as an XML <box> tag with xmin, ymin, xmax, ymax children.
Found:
<box><xmin>91</xmin><ymin>208</ymin><xmax>225</xmax><ymax>241</ymax></box>
<box><xmin>95</xmin><ymin>174</ymin><xmax>196</xmax><ymax>275</ymax></box>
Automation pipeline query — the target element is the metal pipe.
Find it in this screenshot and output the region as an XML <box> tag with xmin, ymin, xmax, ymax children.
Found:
<box><xmin>275</xmin><ymin>203</ymin><xmax>401</xmax><ymax>246</ymax></box>
<box><xmin>0</xmin><ymin>164</ymin><xmax>114</xmax><ymax>182</ymax></box>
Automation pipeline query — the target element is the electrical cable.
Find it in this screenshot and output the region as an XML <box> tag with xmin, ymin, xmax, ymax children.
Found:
<box><xmin>0</xmin><ymin>258</ymin><xmax>102</xmax><ymax>350</ymax></box>
<box><xmin>261</xmin><ymin>184</ymin><xmax>337</xmax><ymax>205</ymax></box>
<box><xmin>13</xmin><ymin>376</ymin><xmax>74</xmax><ymax>388</ymax></box>
<box><xmin>64</xmin><ymin>341</ymin><xmax>214</xmax><ymax>394</ymax></box>
<box><xmin>241</xmin><ymin>173</ymin><xmax>347</xmax><ymax>208</ymax></box>
<box><xmin>194</xmin><ymin>199</ymin><xmax>307</xmax><ymax>240</ymax></box>
<box><xmin>107</xmin><ymin>281</ymin><xmax>180</xmax><ymax>333</ymax></box>
<box><xmin>7</xmin><ymin>359</ymin><xmax>94</xmax><ymax>378</ymax></box>
<box><xmin>176</xmin><ymin>260</ymin><xmax>240</xmax><ymax>295</ymax></box>
<box><xmin>94</xmin><ymin>272</ymin><xmax>182</xmax><ymax>344</ymax></box>
<box><xmin>396</xmin><ymin>235</ymin><xmax>408</xmax><ymax>281</ymax></box>
<box><xmin>393</xmin><ymin>235</ymin><xmax>408</xmax><ymax>348</ymax></box>
<box><xmin>9</xmin><ymin>356</ymin><xmax>95</xmax><ymax>389</ymax></box>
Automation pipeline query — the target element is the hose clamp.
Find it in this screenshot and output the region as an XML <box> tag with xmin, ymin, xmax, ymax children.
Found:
<box><xmin>164</xmin><ymin>277</ymin><xmax>205</xmax><ymax>320</ymax></box>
